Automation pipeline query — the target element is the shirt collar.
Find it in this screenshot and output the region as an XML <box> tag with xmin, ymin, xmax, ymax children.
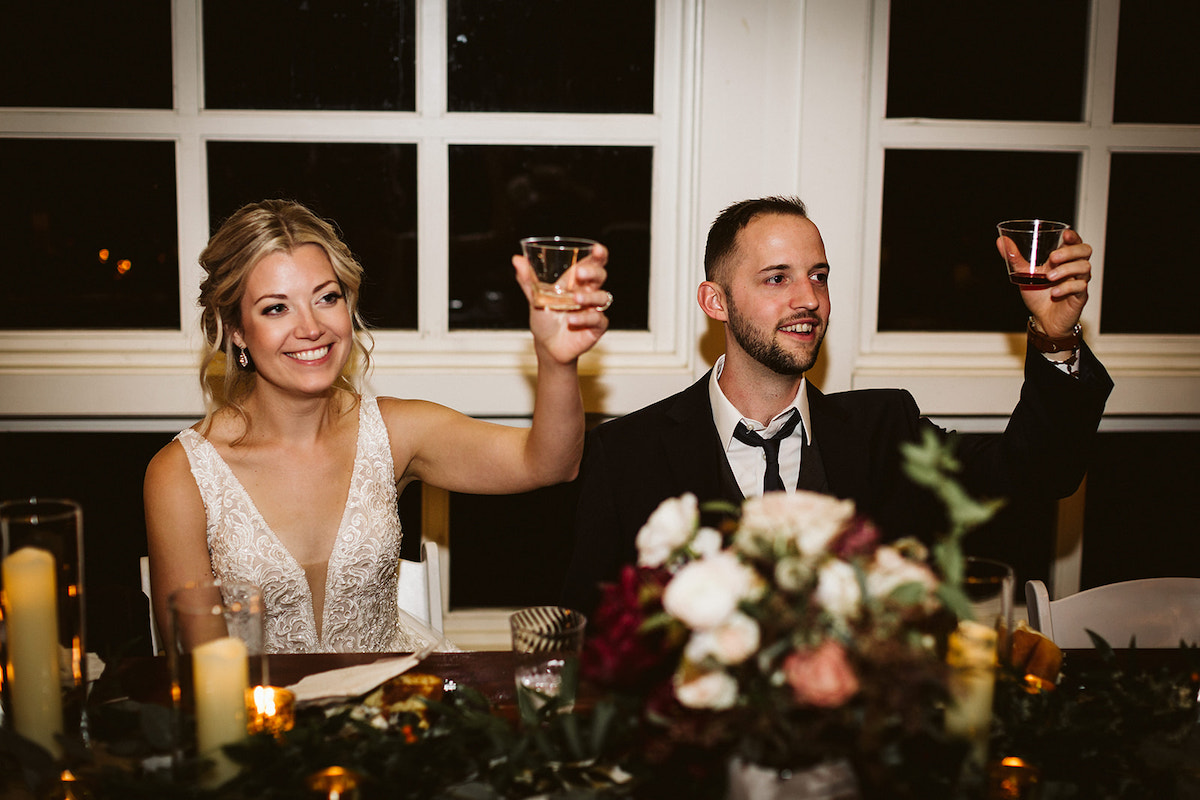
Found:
<box><xmin>709</xmin><ymin>354</ymin><xmax>812</xmax><ymax>447</ymax></box>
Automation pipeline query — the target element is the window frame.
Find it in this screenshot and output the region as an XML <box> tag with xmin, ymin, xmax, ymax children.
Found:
<box><xmin>0</xmin><ymin>1</ymin><xmax>702</xmax><ymax>418</ymax></box>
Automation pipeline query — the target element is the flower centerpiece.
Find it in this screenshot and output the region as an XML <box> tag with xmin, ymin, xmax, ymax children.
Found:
<box><xmin>583</xmin><ymin>433</ymin><xmax>995</xmax><ymax>798</ymax></box>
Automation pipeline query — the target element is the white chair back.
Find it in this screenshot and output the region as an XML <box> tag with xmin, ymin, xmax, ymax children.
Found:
<box><xmin>139</xmin><ymin>555</ymin><xmax>163</xmax><ymax>654</ymax></box>
<box><xmin>1025</xmin><ymin>577</ymin><xmax>1200</xmax><ymax>649</ymax></box>
<box><xmin>398</xmin><ymin>540</ymin><xmax>445</xmax><ymax>636</ymax></box>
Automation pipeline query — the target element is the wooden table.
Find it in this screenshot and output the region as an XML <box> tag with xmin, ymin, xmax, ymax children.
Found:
<box><xmin>117</xmin><ymin>650</ymin><xmax>522</xmax><ymax>710</ymax></box>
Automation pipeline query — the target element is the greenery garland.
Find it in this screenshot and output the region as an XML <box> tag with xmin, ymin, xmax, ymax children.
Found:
<box><xmin>3</xmin><ymin>643</ymin><xmax>1197</xmax><ymax>800</ymax></box>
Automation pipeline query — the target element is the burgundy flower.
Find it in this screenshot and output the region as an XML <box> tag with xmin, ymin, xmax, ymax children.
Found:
<box><xmin>828</xmin><ymin>515</ymin><xmax>880</xmax><ymax>560</ymax></box>
<box><xmin>582</xmin><ymin>565</ymin><xmax>677</xmax><ymax>688</ymax></box>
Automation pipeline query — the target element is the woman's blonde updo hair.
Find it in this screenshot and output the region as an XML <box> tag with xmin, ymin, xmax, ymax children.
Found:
<box><xmin>197</xmin><ymin>199</ymin><xmax>374</xmax><ymax>428</ymax></box>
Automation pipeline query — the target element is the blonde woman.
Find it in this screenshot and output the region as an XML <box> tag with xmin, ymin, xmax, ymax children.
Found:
<box><xmin>145</xmin><ymin>200</ymin><xmax>610</xmax><ymax>653</ymax></box>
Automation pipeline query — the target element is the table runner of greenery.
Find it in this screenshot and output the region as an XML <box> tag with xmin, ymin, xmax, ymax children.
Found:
<box><xmin>1</xmin><ymin>639</ymin><xmax>1198</xmax><ymax>800</ymax></box>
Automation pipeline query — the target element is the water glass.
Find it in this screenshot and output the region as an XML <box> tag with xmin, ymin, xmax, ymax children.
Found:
<box><xmin>509</xmin><ymin>606</ymin><xmax>586</xmax><ymax>721</ymax></box>
<box><xmin>997</xmin><ymin>219</ymin><xmax>1068</xmax><ymax>286</ymax></box>
<box><xmin>964</xmin><ymin>556</ymin><xmax>1015</xmax><ymax>658</ymax></box>
<box><xmin>520</xmin><ymin>236</ymin><xmax>598</xmax><ymax>311</ymax></box>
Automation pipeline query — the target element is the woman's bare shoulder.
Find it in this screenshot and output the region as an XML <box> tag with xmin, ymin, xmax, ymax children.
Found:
<box><xmin>145</xmin><ymin>436</ymin><xmax>191</xmax><ymax>488</ymax></box>
<box><xmin>143</xmin><ymin>435</ymin><xmax>206</xmax><ymax>540</ymax></box>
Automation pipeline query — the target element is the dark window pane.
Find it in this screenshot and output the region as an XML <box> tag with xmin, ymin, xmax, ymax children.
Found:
<box><xmin>0</xmin><ymin>5</ymin><xmax>172</xmax><ymax>109</ymax></box>
<box><xmin>887</xmin><ymin>1</ymin><xmax>1087</xmax><ymax>122</ymax></box>
<box><xmin>1114</xmin><ymin>1</ymin><xmax>1200</xmax><ymax>124</ymax></box>
<box><xmin>878</xmin><ymin>149</ymin><xmax>1078</xmax><ymax>332</ymax></box>
<box><xmin>204</xmin><ymin>1</ymin><xmax>414</xmax><ymax>111</ymax></box>
<box><xmin>1102</xmin><ymin>153</ymin><xmax>1200</xmax><ymax>334</ymax></box>
<box><xmin>1082</xmin><ymin>432</ymin><xmax>1200</xmax><ymax>588</ymax></box>
<box><xmin>207</xmin><ymin>142</ymin><xmax>419</xmax><ymax>330</ymax></box>
<box><xmin>447</xmin><ymin>0</ymin><xmax>655</xmax><ymax>113</ymax></box>
<box><xmin>0</xmin><ymin>139</ymin><xmax>179</xmax><ymax>330</ymax></box>
<box><xmin>448</xmin><ymin>144</ymin><xmax>652</xmax><ymax>330</ymax></box>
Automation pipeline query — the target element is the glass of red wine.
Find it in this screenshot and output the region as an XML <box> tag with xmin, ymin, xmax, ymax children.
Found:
<box><xmin>997</xmin><ymin>219</ymin><xmax>1069</xmax><ymax>286</ymax></box>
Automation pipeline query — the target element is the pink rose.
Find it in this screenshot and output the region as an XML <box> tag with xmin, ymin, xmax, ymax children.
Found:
<box><xmin>782</xmin><ymin>641</ymin><xmax>860</xmax><ymax>708</ymax></box>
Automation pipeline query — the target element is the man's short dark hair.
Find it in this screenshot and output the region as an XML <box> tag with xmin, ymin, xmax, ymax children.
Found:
<box><xmin>703</xmin><ymin>196</ymin><xmax>808</xmax><ymax>282</ymax></box>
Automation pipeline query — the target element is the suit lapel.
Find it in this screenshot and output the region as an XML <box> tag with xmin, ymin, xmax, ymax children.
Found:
<box><xmin>805</xmin><ymin>383</ymin><xmax>869</xmax><ymax>502</ymax></box>
<box><xmin>661</xmin><ymin>372</ymin><xmax>744</xmax><ymax>504</ymax></box>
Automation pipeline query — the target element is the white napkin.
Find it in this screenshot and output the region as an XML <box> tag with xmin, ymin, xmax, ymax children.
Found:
<box><xmin>287</xmin><ymin>654</ymin><xmax>422</xmax><ymax>704</ymax></box>
<box><xmin>287</xmin><ymin>637</ymin><xmax>446</xmax><ymax>704</ymax></box>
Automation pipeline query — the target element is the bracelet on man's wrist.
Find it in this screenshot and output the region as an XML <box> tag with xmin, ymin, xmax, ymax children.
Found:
<box><xmin>1027</xmin><ymin>317</ymin><xmax>1082</xmax><ymax>354</ymax></box>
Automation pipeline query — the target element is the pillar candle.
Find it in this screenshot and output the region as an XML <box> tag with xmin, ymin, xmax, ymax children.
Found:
<box><xmin>192</xmin><ymin>636</ymin><xmax>250</xmax><ymax>786</ymax></box>
<box><xmin>2</xmin><ymin>547</ymin><xmax>64</xmax><ymax>758</ymax></box>
<box><xmin>945</xmin><ymin>619</ymin><xmax>998</xmax><ymax>766</ymax></box>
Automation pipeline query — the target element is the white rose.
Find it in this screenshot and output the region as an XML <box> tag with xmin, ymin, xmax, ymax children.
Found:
<box><xmin>814</xmin><ymin>558</ymin><xmax>862</xmax><ymax>622</ymax></box>
<box><xmin>636</xmin><ymin>493</ymin><xmax>699</xmax><ymax>567</ymax></box>
<box><xmin>662</xmin><ymin>551</ymin><xmax>759</xmax><ymax>630</ymax></box>
<box><xmin>735</xmin><ymin>491</ymin><xmax>856</xmax><ymax>558</ymax></box>
<box><xmin>866</xmin><ymin>545</ymin><xmax>938</xmax><ymax>600</ymax></box>
<box><xmin>691</xmin><ymin>527</ymin><xmax>723</xmax><ymax>558</ymax></box>
<box><xmin>674</xmin><ymin>667</ymin><xmax>739</xmax><ymax>710</ymax></box>
<box><xmin>685</xmin><ymin>611</ymin><xmax>761</xmax><ymax>666</ymax></box>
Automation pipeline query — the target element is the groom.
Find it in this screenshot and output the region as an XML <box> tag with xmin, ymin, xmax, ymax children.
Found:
<box><xmin>561</xmin><ymin>196</ymin><xmax>1112</xmax><ymax>616</ymax></box>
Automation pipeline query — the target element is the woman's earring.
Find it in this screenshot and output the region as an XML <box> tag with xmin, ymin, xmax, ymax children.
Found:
<box><xmin>238</xmin><ymin>347</ymin><xmax>250</xmax><ymax>369</ymax></box>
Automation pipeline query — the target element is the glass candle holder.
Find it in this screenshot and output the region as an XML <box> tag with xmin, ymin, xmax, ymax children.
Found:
<box><xmin>169</xmin><ymin>578</ymin><xmax>265</xmax><ymax>787</ymax></box>
<box><xmin>0</xmin><ymin>497</ymin><xmax>87</xmax><ymax>758</ymax></box>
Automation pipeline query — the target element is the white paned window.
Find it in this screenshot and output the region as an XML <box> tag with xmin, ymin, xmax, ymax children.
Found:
<box><xmin>843</xmin><ymin>0</ymin><xmax>1200</xmax><ymax>416</ymax></box>
<box><xmin>0</xmin><ymin>1</ymin><xmax>700</xmax><ymax>419</ymax></box>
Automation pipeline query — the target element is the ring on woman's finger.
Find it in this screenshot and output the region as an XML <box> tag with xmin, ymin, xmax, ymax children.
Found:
<box><xmin>597</xmin><ymin>291</ymin><xmax>613</xmax><ymax>312</ymax></box>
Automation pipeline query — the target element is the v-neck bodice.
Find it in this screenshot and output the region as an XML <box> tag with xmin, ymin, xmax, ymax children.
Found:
<box><xmin>177</xmin><ymin>395</ymin><xmax>428</xmax><ymax>653</ymax></box>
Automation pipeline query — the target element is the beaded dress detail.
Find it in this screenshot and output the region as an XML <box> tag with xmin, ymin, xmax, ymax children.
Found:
<box><xmin>177</xmin><ymin>395</ymin><xmax>437</xmax><ymax>654</ymax></box>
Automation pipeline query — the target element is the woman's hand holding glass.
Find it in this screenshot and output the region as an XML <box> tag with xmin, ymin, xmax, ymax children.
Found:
<box><xmin>512</xmin><ymin>241</ymin><xmax>611</xmax><ymax>364</ymax></box>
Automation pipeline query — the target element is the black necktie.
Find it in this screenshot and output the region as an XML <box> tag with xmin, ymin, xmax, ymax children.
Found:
<box><xmin>733</xmin><ymin>409</ymin><xmax>801</xmax><ymax>494</ymax></box>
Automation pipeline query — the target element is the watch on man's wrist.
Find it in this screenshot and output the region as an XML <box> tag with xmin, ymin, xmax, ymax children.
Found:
<box><xmin>1027</xmin><ymin>317</ymin><xmax>1082</xmax><ymax>354</ymax></box>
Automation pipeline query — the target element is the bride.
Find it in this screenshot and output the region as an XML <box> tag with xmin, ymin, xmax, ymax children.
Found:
<box><xmin>144</xmin><ymin>200</ymin><xmax>610</xmax><ymax>653</ymax></box>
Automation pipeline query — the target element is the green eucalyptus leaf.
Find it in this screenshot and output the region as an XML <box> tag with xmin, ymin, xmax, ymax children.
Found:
<box><xmin>887</xmin><ymin>581</ymin><xmax>928</xmax><ymax>607</ymax></box>
<box><xmin>936</xmin><ymin>583</ymin><xmax>975</xmax><ymax>622</ymax></box>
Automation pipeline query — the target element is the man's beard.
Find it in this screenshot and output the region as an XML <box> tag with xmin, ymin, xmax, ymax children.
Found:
<box><xmin>726</xmin><ymin>293</ymin><xmax>824</xmax><ymax>376</ymax></box>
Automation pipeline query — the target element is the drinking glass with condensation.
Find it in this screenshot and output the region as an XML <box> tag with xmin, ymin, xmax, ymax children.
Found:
<box><xmin>520</xmin><ymin>236</ymin><xmax>598</xmax><ymax>310</ymax></box>
<box><xmin>997</xmin><ymin>219</ymin><xmax>1069</xmax><ymax>286</ymax></box>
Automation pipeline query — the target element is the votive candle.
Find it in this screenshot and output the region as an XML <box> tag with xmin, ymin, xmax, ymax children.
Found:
<box><xmin>193</xmin><ymin>635</ymin><xmax>250</xmax><ymax>786</ymax></box>
<box><xmin>2</xmin><ymin>547</ymin><xmax>63</xmax><ymax>758</ymax></box>
<box><xmin>306</xmin><ymin>766</ymin><xmax>361</xmax><ymax>800</ymax></box>
<box><xmin>247</xmin><ymin>684</ymin><xmax>295</xmax><ymax>738</ymax></box>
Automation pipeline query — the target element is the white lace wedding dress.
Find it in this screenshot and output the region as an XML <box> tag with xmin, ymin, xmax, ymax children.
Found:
<box><xmin>176</xmin><ymin>394</ymin><xmax>442</xmax><ymax>654</ymax></box>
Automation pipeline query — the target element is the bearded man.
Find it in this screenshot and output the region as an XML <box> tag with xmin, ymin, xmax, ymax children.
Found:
<box><xmin>561</xmin><ymin>196</ymin><xmax>1112</xmax><ymax>616</ymax></box>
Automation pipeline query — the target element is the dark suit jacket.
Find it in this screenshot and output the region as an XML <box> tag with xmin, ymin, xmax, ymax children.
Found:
<box><xmin>561</xmin><ymin>343</ymin><xmax>1113</xmax><ymax>616</ymax></box>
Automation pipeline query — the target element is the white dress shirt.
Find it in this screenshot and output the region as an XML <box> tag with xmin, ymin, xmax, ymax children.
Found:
<box><xmin>708</xmin><ymin>354</ymin><xmax>813</xmax><ymax>498</ymax></box>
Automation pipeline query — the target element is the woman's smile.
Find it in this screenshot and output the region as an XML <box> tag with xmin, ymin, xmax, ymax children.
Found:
<box><xmin>287</xmin><ymin>345</ymin><xmax>332</xmax><ymax>362</ymax></box>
